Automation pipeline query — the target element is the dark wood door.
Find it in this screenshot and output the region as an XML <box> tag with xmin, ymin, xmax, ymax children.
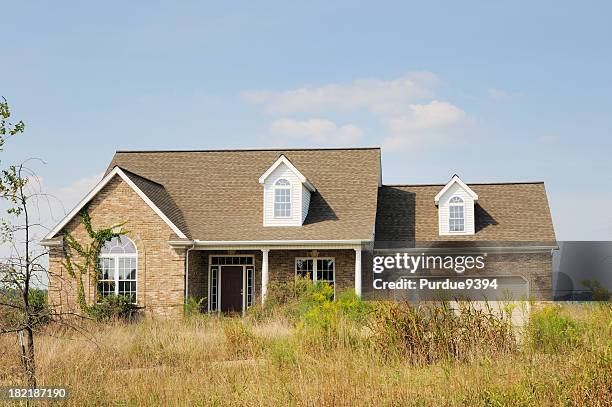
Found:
<box><xmin>220</xmin><ymin>266</ymin><xmax>243</xmax><ymax>313</ymax></box>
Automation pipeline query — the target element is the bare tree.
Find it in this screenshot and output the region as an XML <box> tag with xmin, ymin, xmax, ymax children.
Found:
<box><xmin>0</xmin><ymin>97</ymin><xmax>114</xmax><ymax>388</ymax></box>
<box><xmin>0</xmin><ymin>97</ymin><xmax>48</xmax><ymax>387</ymax></box>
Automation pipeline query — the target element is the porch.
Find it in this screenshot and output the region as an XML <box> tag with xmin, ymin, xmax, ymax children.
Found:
<box><xmin>185</xmin><ymin>247</ymin><xmax>362</xmax><ymax>315</ymax></box>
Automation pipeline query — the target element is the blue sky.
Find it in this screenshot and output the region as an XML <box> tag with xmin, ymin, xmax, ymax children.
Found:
<box><xmin>1</xmin><ymin>1</ymin><xmax>611</xmax><ymax>240</ymax></box>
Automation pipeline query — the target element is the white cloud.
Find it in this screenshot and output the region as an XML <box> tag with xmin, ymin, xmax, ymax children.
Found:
<box><xmin>18</xmin><ymin>173</ymin><xmax>103</xmax><ymax>242</ymax></box>
<box><xmin>270</xmin><ymin>118</ymin><xmax>363</xmax><ymax>145</ymax></box>
<box><xmin>0</xmin><ymin>173</ymin><xmax>102</xmax><ymax>283</ymax></box>
<box><xmin>241</xmin><ymin>71</ymin><xmax>440</xmax><ymax>115</ymax></box>
<box><xmin>488</xmin><ymin>88</ymin><xmax>524</xmax><ymax>100</ymax></box>
<box><xmin>242</xmin><ymin>71</ymin><xmax>473</xmax><ymax>151</ymax></box>
<box><xmin>48</xmin><ymin>173</ymin><xmax>103</xmax><ymax>220</ymax></box>
<box><xmin>383</xmin><ymin>101</ymin><xmax>467</xmax><ymax>132</ymax></box>
<box><xmin>1</xmin><ymin>172</ymin><xmax>102</xmax><ymax>239</ymax></box>
<box><xmin>381</xmin><ymin>101</ymin><xmax>470</xmax><ymax>149</ymax></box>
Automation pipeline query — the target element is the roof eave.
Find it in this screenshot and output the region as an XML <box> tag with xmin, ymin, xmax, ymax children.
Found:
<box><xmin>43</xmin><ymin>166</ymin><xmax>188</xmax><ymax>241</ymax></box>
<box><xmin>434</xmin><ymin>174</ymin><xmax>478</xmax><ymax>204</ymax></box>
<box><xmin>169</xmin><ymin>238</ymin><xmax>371</xmax><ymax>248</ymax></box>
<box><xmin>258</xmin><ymin>154</ymin><xmax>317</xmax><ymax>192</ymax></box>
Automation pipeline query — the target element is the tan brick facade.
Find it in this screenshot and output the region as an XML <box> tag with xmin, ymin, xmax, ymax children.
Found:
<box><xmin>48</xmin><ymin>176</ymin><xmax>187</xmax><ymax>317</ymax></box>
<box><xmin>187</xmin><ymin>249</ymin><xmax>356</xmax><ymax>312</ymax></box>
<box><xmin>47</xmin><ymin>172</ymin><xmax>553</xmax><ymax>318</ymax></box>
<box><xmin>267</xmin><ymin>249</ymin><xmax>355</xmax><ymax>293</ymax></box>
<box><xmin>187</xmin><ymin>250</ymin><xmax>263</xmax><ymax>310</ymax></box>
<box><xmin>47</xmin><ymin>176</ymin><xmax>359</xmax><ymax>317</ymax></box>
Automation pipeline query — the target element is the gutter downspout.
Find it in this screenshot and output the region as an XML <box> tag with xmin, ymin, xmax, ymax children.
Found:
<box><xmin>185</xmin><ymin>242</ymin><xmax>196</xmax><ymax>305</ymax></box>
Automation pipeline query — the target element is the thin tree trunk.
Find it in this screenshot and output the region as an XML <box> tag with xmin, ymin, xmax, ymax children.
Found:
<box><xmin>19</xmin><ymin>165</ymin><xmax>37</xmax><ymax>388</ymax></box>
<box><xmin>18</xmin><ymin>328</ymin><xmax>37</xmax><ymax>387</ymax></box>
<box><xmin>24</xmin><ymin>324</ymin><xmax>36</xmax><ymax>387</ymax></box>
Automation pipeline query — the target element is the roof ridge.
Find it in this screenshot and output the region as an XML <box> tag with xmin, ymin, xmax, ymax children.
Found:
<box><xmin>115</xmin><ymin>147</ymin><xmax>381</xmax><ymax>153</ymax></box>
<box><xmin>117</xmin><ymin>166</ymin><xmax>165</xmax><ymax>187</ymax></box>
<box><xmin>382</xmin><ymin>181</ymin><xmax>545</xmax><ymax>187</ymax></box>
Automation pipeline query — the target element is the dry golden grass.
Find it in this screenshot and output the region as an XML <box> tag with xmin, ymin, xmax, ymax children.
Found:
<box><xmin>0</xmin><ymin>303</ymin><xmax>610</xmax><ymax>406</ymax></box>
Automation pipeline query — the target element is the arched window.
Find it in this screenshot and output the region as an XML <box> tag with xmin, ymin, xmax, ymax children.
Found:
<box><xmin>274</xmin><ymin>178</ymin><xmax>292</xmax><ymax>218</ymax></box>
<box><xmin>98</xmin><ymin>235</ymin><xmax>137</xmax><ymax>303</ymax></box>
<box><xmin>449</xmin><ymin>196</ymin><xmax>465</xmax><ymax>232</ymax></box>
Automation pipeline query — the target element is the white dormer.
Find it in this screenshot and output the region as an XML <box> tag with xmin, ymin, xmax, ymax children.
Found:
<box><xmin>435</xmin><ymin>175</ymin><xmax>478</xmax><ymax>235</ymax></box>
<box><xmin>259</xmin><ymin>155</ymin><xmax>315</xmax><ymax>227</ymax></box>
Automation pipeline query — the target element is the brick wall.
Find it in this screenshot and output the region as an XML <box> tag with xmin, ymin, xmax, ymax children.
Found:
<box><xmin>362</xmin><ymin>251</ymin><xmax>553</xmax><ymax>301</ymax></box>
<box><xmin>187</xmin><ymin>249</ymin><xmax>356</xmax><ymax>311</ymax></box>
<box><xmin>187</xmin><ymin>250</ymin><xmax>262</xmax><ymax>311</ymax></box>
<box><xmin>47</xmin><ymin>175</ymin><xmax>553</xmax><ymax>318</ymax></box>
<box><xmin>267</xmin><ymin>249</ymin><xmax>355</xmax><ymax>293</ymax></box>
<box><xmin>48</xmin><ymin>176</ymin><xmax>186</xmax><ymax>317</ymax></box>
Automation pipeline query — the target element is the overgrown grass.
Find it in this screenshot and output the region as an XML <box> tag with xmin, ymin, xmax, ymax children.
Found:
<box><xmin>368</xmin><ymin>301</ymin><xmax>517</xmax><ymax>364</ymax></box>
<box><xmin>526</xmin><ymin>304</ymin><xmax>583</xmax><ymax>353</ymax></box>
<box><xmin>0</xmin><ymin>284</ymin><xmax>610</xmax><ymax>406</ymax></box>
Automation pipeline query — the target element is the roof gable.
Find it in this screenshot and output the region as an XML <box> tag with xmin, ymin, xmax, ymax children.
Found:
<box><xmin>259</xmin><ymin>154</ymin><xmax>316</xmax><ymax>192</ymax></box>
<box><xmin>44</xmin><ymin>166</ymin><xmax>188</xmax><ymax>240</ymax></box>
<box><xmin>434</xmin><ymin>174</ymin><xmax>478</xmax><ymax>204</ymax></box>
<box><xmin>105</xmin><ymin>148</ymin><xmax>381</xmax><ymax>241</ymax></box>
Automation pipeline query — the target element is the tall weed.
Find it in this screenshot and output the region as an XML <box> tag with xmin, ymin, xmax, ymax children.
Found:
<box><xmin>526</xmin><ymin>304</ymin><xmax>582</xmax><ymax>353</ymax></box>
<box><xmin>368</xmin><ymin>301</ymin><xmax>516</xmax><ymax>364</ymax></box>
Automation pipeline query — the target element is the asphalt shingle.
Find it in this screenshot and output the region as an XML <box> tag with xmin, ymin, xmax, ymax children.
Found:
<box><xmin>107</xmin><ymin>148</ymin><xmax>382</xmax><ymax>241</ymax></box>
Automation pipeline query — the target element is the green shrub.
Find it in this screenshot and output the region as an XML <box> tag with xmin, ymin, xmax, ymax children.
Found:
<box><xmin>0</xmin><ymin>288</ymin><xmax>50</xmax><ymax>326</ymax></box>
<box><xmin>184</xmin><ymin>296</ymin><xmax>205</xmax><ymax>317</ymax></box>
<box><xmin>298</xmin><ymin>282</ymin><xmax>338</xmax><ymax>341</ymax></box>
<box><xmin>296</xmin><ymin>283</ymin><xmax>371</xmax><ymax>350</ymax></box>
<box><xmin>248</xmin><ymin>276</ymin><xmax>312</xmax><ymax>322</ymax></box>
<box><xmin>267</xmin><ymin>339</ymin><xmax>299</xmax><ymax>368</ymax></box>
<box><xmin>87</xmin><ymin>295</ymin><xmax>140</xmax><ymax>322</ymax></box>
<box><xmin>527</xmin><ymin>305</ymin><xmax>582</xmax><ymax>353</ymax></box>
<box><xmin>28</xmin><ymin>288</ymin><xmax>50</xmax><ymax>325</ymax></box>
<box><xmin>335</xmin><ymin>290</ymin><xmax>372</xmax><ymax>323</ymax></box>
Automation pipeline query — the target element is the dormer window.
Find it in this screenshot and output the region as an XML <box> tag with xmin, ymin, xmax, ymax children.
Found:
<box><xmin>448</xmin><ymin>196</ymin><xmax>465</xmax><ymax>232</ymax></box>
<box><xmin>435</xmin><ymin>175</ymin><xmax>478</xmax><ymax>235</ymax></box>
<box><xmin>274</xmin><ymin>179</ymin><xmax>292</xmax><ymax>218</ymax></box>
<box><xmin>260</xmin><ymin>155</ymin><xmax>316</xmax><ymax>227</ymax></box>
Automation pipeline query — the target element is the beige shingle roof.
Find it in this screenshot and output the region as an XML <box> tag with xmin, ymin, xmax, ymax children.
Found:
<box><xmin>121</xmin><ymin>169</ymin><xmax>190</xmax><ymax>238</ymax></box>
<box><xmin>108</xmin><ymin>148</ymin><xmax>382</xmax><ymax>241</ymax></box>
<box><xmin>375</xmin><ymin>182</ymin><xmax>556</xmax><ymax>243</ymax></box>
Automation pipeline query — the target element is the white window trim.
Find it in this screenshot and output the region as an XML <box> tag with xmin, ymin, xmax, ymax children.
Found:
<box><xmin>209</xmin><ymin>265</ymin><xmax>219</xmax><ymax>313</ymax></box>
<box><xmin>259</xmin><ymin>155</ymin><xmax>316</xmax><ymax>192</ymax></box>
<box><xmin>448</xmin><ymin>195</ymin><xmax>466</xmax><ymax>233</ymax></box>
<box><xmin>207</xmin><ymin>254</ymin><xmax>256</xmax><ymax>316</ymax></box>
<box><xmin>434</xmin><ymin>174</ymin><xmax>478</xmax><ymax>204</ymax></box>
<box><xmin>98</xmin><ymin>249</ymin><xmax>138</xmax><ymax>304</ymax></box>
<box><xmin>294</xmin><ymin>257</ymin><xmax>336</xmax><ymax>297</ymax></box>
<box><xmin>273</xmin><ymin>179</ymin><xmax>292</xmax><ymax>218</ymax></box>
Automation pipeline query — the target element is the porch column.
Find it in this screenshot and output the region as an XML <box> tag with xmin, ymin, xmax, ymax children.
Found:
<box><xmin>354</xmin><ymin>247</ymin><xmax>362</xmax><ymax>298</ymax></box>
<box><xmin>261</xmin><ymin>248</ymin><xmax>269</xmax><ymax>304</ymax></box>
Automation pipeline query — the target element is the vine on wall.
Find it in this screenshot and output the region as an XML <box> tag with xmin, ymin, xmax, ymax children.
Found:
<box><xmin>61</xmin><ymin>208</ymin><xmax>128</xmax><ymax>314</ymax></box>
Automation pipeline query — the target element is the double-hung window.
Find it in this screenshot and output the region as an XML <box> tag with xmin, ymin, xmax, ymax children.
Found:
<box><xmin>295</xmin><ymin>257</ymin><xmax>335</xmax><ymax>294</ymax></box>
<box><xmin>274</xmin><ymin>179</ymin><xmax>291</xmax><ymax>218</ymax></box>
<box><xmin>98</xmin><ymin>235</ymin><xmax>137</xmax><ymax>303</ymax></box>
<box><xmin>448</xmin><ymin>196</ymin><xmax>465</xmax><ymax>232</ymax></box>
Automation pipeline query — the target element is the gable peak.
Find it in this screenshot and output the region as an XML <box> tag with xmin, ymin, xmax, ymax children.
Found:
<box><xmin>434</xmin><ymin>174</ymin><xmax>478</xmax><ymax>203</ymax></box>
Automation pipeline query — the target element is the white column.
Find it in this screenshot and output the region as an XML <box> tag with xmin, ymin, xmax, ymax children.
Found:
<box><xmin>261</xmin><ymin>248</ymin><xmax>269</xmax><ymax>304</ymax></box>
<box><xmin>354</xmin><ymin>247</ymin><xmax>362</xmax><ymax>298</ymax></box>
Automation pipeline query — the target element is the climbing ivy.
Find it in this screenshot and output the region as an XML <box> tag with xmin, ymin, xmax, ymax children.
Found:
<box><xmin>61</xmin><ymin>208</ymin><xmax>128</xmax><ymax>315</ymax></box>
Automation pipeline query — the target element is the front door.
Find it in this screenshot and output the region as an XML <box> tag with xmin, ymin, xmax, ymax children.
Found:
<box><xmin>220</xmin><ymin>266</ymin><xmax>243</xmax><ymax>313</ymax></box>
